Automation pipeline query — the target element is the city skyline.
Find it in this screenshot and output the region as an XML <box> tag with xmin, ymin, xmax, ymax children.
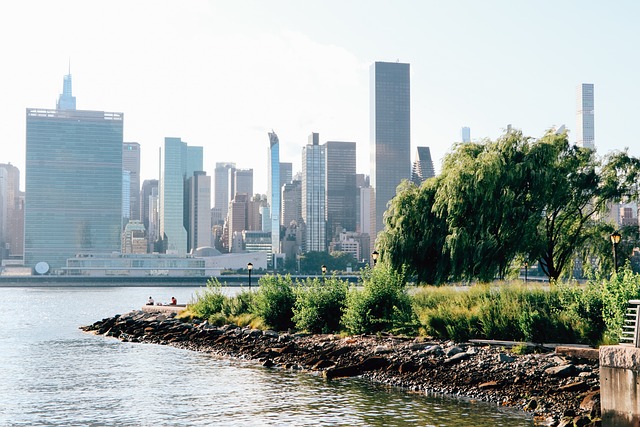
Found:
<box><xmin>2</xmin><ymin>1</ymin><xmax>639</xmax><ymax>194</ymax></box>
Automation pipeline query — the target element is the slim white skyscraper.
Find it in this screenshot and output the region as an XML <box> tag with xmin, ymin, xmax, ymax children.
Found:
<box><xmin>302</xmin><ymin>133</ymin><xmax>326</xmax><ymax>252</ymax></box>
<box><xmin>461</xmin><ymin>127</ymin><xmax>471</xmax><ymax>143</ymax></box>
<box><xmin>576</xmin><ymin>83</ymin><xmax>595</xmax><ymax>150</ymax></box>
<box><xmin>268</xmin><ymin>132</ymin><xmax>280</xmax><ymax>255</ymax></box>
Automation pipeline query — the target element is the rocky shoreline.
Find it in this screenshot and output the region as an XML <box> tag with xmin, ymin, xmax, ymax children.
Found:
<box><xmin>81</xmin><ymin>310</ymin><xmax>602</xmax><ymax>427</ymax></box>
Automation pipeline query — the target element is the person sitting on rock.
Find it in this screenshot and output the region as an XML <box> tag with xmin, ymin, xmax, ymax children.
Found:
<box><xmin>170</xmin><ymin>296</ymin><xmax>177</xmax><ymax>305</ymax></box>
<box><xmin>147</xmin><ymin>296</ymin><xmax>154</xmax><ymax>305</ymax></box>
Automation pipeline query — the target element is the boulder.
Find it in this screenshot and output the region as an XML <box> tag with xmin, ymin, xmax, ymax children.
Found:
<box><xmin>446</xmin><ymin>346</ymin><xmax>465</xmax><ymax>357</ymax></box>
<box><xmin>545</xmin><ymin>364</ymin><xmax>577</xmax><ymax>378</ymax></box>
<box><xmin>444</xmin><ymin>352</ymin><xmax>470</xmax><ymax>365</ymax></box>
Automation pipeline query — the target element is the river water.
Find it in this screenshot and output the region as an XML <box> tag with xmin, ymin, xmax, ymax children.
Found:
<box><xmin>0</xmin><ymin>285</ymin><xmax>533</xmax><ymax>426</ymax></box>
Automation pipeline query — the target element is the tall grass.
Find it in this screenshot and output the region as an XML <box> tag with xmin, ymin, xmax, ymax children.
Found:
<box><xmin>183</xmin><ymin>267</ymin><xmax>640</xmax><ymax>345</ymax></box>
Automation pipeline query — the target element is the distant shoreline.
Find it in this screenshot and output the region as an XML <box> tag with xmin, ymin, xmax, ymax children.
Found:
<box><xmin>0</xmin><ymin>274</ymin><xmax>361</xmax><ymax>287</ymax></box>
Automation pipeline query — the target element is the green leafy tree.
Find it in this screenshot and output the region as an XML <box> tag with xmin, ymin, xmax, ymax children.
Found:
<box><xmin>377</xmin><ymin>178</ymin><xmax>450</xmax><ymax>284</ymax></box>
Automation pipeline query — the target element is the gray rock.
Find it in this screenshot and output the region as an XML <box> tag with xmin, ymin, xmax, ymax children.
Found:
<box><xmin>544</xmin><ymin>364</ymin><xmax>577</xmax><ymax>378</ymax></box>
<box><xmin>424</xmin><ymin>345</ymin><xmax>444</xmax><ymax>356</ymax></box>
<box><xmin>498</xmin><ymin>353</ymin><xmax>515</xmax><ymax>363</ymax></box>
<box><xmin>444</xmin><ymin>352</ymin><xmax>469</xmax><ymax>365</ymax></box>
<box><xmin>374</xmin><ymin>346</ymin><xmax>392</xmax><ymax>354</ymax></box>
<box><xmin>445</xmin><ymin>346</ymin><xmax>465</xmax><ymax>357</ymax></box>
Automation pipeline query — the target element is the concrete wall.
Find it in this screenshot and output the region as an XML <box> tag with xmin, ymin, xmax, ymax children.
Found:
<box><xmin>600</xmin><ymin>345</ymin><xmax>640</xmax><ymax>426</ymax></box>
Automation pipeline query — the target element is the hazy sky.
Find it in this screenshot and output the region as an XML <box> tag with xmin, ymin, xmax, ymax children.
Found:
<box><xmin>2</xmin><ymin>1</ymin><xmax>639</xmax><ymax>194</ymax></box>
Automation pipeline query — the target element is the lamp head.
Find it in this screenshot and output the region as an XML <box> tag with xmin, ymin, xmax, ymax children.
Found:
<box><xmin>321</xmin><ymin>265</ymin><xmax>327</xmax><ymax>274</ymax></box>
<box><xmin>611</xmin><ymin>231</ymin><xmax>622</xmax><ymax>245</ymax></box>
<box><xmin>247</xmin><ymin>262</ymin><xmax>253</xmax><ymax>271</ymax></box>
<box><xmin>372</xmin><ymin>250</ymin><xmax>379</xmax><ymax>261</ymax></box>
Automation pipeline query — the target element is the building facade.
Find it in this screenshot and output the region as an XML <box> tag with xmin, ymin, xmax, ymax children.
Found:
<box><xmin>0</xmin><ymin>163</ymin><xmax>23</xmax><ymax>260</ymax></box>
<box><xmin>25</xmin><ymin>107</ymin><xmax>123</xmax><ymax>271</ymax></box>
<box><xmin>411</xmin><ymin>146</ymin><xmax>436</xmax><ymax>185</ymax></box>
<box><xmin>123</xmin><ymin>142</ymin><xmax>141</xmax><ymax>221</ymax></box>
<box><xmin>370</xmin><ymin>61</ymin><xmax>411</xmax><ymax>237</ymax></box>
<box><xmin>159</xmin><ymin>137</ymin><xmax>203</xmax><ymax>255</ymax></box>
<box><xmin>461</xmin><ymin>126</ymin><xmax>471</xmax><ymax>143</ymax></box>
<box><xmin>576</xmin><ymin>83</ymin><xmax>595</xmax><ymax>150</ymax></box>
<box><xmin>214</xmin><ymin>162</ymin><xmax>235</xmax><ymax>218</ymax></box>
<box><xmin>302</xmin><ymin>133</ymin><xmax>326</xmax><ymax>252</ymax></box>
<box><xmin>325</xmin><ymin>141</ymin><xmax>357</xmax><ymax>244</ymax></box>
<box><xmin>267</xmin><ymin>132</ymin><xmax>280</xmax><ymax>255</ymax></box>
<box><xmin>187</xmin><ymin>171</ymin><xmax>211</xmax><ymax>252</ymax></box>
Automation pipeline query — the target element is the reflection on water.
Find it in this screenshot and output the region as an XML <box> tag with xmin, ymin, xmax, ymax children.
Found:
<box><xmin>0</xmin><ymin>286</ymin><xmax>533</xmax><ymax>426</ymax></box>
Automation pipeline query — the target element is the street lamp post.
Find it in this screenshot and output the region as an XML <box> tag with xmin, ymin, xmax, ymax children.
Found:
<box><xmin>524</xmin><ymin>261</ymin><xmax>528</xmax><ymax>283</ymax></box>
<box><xmin>372</xmin><ymin>250</ymin><xmax>379</xmax><ymax>266</ymax></box>
<box><xmin>247</xmin><ymin>262</ymin><xmax>253</xmax><ymax>292</ymax></box>
<box><xmin>321</xmin><ymin>265</ymin><xmax>327</xmax><ymax>284</ymax></box>
<box><xmin>611</xmin><ymin>231</ymin><xmax>621</xmax><ymax>274</ymax></box>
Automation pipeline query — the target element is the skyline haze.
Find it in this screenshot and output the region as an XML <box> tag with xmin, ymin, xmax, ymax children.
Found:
<box><xmin>2</xmin><ymin>1</ymin><xmax>638</xmax><ymax>194</ymax></box>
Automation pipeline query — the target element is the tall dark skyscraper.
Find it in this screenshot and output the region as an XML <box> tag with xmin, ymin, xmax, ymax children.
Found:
<box><xmin>370</xmin><ymin>61</ymin><xmax>411</xmax><ymax>236</ymax></box>
<box><xmin>325</xmin><ymin>141</ymin><xmax>356</xmax><ymax>242</ymax></box>
<box><xmin>25</xmin><ymin>73</ymin><xmax>123</xmax><ymax>271</ymax></box>
<box><xmin>411</xmin><ymin>146</ymin><xmax>435</xmax><ymax>185</ymax></box>
<box><xmin>140</xmin><ymin>179</ymin><xmax>158</xmax><ymax>247</ymax></box>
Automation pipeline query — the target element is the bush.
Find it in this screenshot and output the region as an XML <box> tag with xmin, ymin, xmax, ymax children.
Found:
<box><xmin>188</xmin><ymin>278</ymin><xmax>226</xmax><ymax>319</ymax></box>
<box><xmin>600</xmin><ymin>267</ymin><xmax>640</xmax><ymax>343</ymax></box>
<box><xmin>251</xmin><ymin>274</ymin><xmax>296</xmax><ymax>331</ymax></box>
<box><xmin>222</xmin><ymin>289</ymin><xmax>252</xmax><ymax>317</ymax></box>
<box><xmin>293</xmin><ymin>277</ymin><xmax>348</xmax><ymax>333</ymax></box>
<box><xmin>342</xmin><ymin>265</ymin><xmax>415</xmax><ymax>335</ymax></box>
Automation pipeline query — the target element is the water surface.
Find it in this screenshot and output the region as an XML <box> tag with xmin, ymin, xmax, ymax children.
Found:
<box><xmin>0</xmin><ymin>286</ymin><xmax>533</xmax><ymax>426</ymax></box>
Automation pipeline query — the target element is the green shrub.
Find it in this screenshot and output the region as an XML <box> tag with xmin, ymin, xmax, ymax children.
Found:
<box><xmin>251</xmin><ymin>274</ymin><xmax>296</xmax><ymax>331</ymax></box>
<box><xmin>293</xmin><ymin>277</ymin><xmax>348</xmax><ymax>333</ymax></box>
<box><xmin>188</xmin><ymin>278</ymin><xmax>226</xmax><ymax>319</ymax></box>
<box><xmin>600</xmin><ymin>267</ymin><xmax>640</xmax><ymax>343</ymax></box>
<box><xmin>342</xmin><ymin>265</ymin><xmax>415</xmax><ymax>335</ymax></box>
<box><xmin>222</xmin><ymin>289</ymin><xmax>252</xmax><ymax>317</ymax></box>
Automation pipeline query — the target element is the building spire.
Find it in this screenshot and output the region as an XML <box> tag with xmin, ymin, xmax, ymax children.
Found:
<box><xmin>56</xmin><ymin>64</ymin><xmax>76</xmax><ymax>111</ymax></box>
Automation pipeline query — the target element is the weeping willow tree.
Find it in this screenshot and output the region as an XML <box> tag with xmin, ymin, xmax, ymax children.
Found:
<box><xmin>377</xmin><ymin>128</ymin><xmax>640</xmax><ymax>284</ymax></box>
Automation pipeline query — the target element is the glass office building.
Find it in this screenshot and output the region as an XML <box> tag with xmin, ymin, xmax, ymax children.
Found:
<box><xmin>25</xmin><ymin>108</ymin><xmax>124</xmax><ymax>271</ymax></box>
<box><xmin>370</xmin><ymin>61</ymin><xmax>411</xmax><ymax>236</ymax></box>
<box><xmin>325</xmin><ymin>141</ymin><xmax>356</xmax><ymax>242</ymax></box>
<box><xmin>302</xmin><ymin>133</ymin><xmax>326</xmax><ymax>252</ymax></box>
<box><xmin>159</xmin><ymin>137</ymin><xmax>203</xmax><ymax>256</ymax></box>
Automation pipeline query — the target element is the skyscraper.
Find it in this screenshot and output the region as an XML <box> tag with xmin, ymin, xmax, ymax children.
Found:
<box><xmin>229</xmin><ymin>168</ymin><xmax>253</xmax><ymax>201</ymax></box>
<box><xmin>411</xmin><ymin>146</ymin><xmax>436</xmax><ymax>185</ymax></box>
<box><xmin>187</xmin><ymin>171</ymin><xmax>211</xmax><ymax>252</ymax></box>
<box><xmin>0</xmin><ymin>163</ymin><xmax>22</xmax><ymax>260</ymax></box>
<box><xmin>56</xmin><ymin>68</ymin><xmax>76</xmax><ymax>111</ymax></box>
<box><xmin>461</xmin><ymin>126</ymin><xmax>471</xmax><ymax>143</ymax></box>
<box><xmin>140</xmin><ymin>179</ymin><xmax>158</xmax><ymax>251</ymax></box>
<box><xmin>214</xmin><ymin>162</ymin><xmax>235</xmax><ymax>215</ymax></box>
<box><xmin>268</xmin><ymin>132</ymin><xmax>280</xmax><ymax>255</ymax></box>
<box><xmin>302</xmin><ymin>133</ymin><xmax>326</xmax><ymax>252</ymax></box>
<box><xmin>123</xmin><ymin>142</ymin><xmax>141</xmax><ymax>221</ymax></box>
<box><xmin>159</xmin><ymin>137</ymin><xmax>203</xmax><ymax>255</ymax></box>
<box><xmin>280</xmin><ymin>162</ymin><xmax>292</xmax><ymax>189</ymax></box>
<box><xmin>25</xmin><ymin>75</ymin><xmax>123</xmax><ymax>270</ymax></box>
<box><xmin>370</xmin><ymin>61</ymin><xmax>411</xmax><ymax>236</ymax></box>
<box><xmin>325</xmin><ymin>141</ymin><xmax>357</xmax><ymax>242</ymax></box>
<box><xmin>576</xmin><ymin>83</ymin><xmax>595</xmax><ymax>150</ymax></box>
